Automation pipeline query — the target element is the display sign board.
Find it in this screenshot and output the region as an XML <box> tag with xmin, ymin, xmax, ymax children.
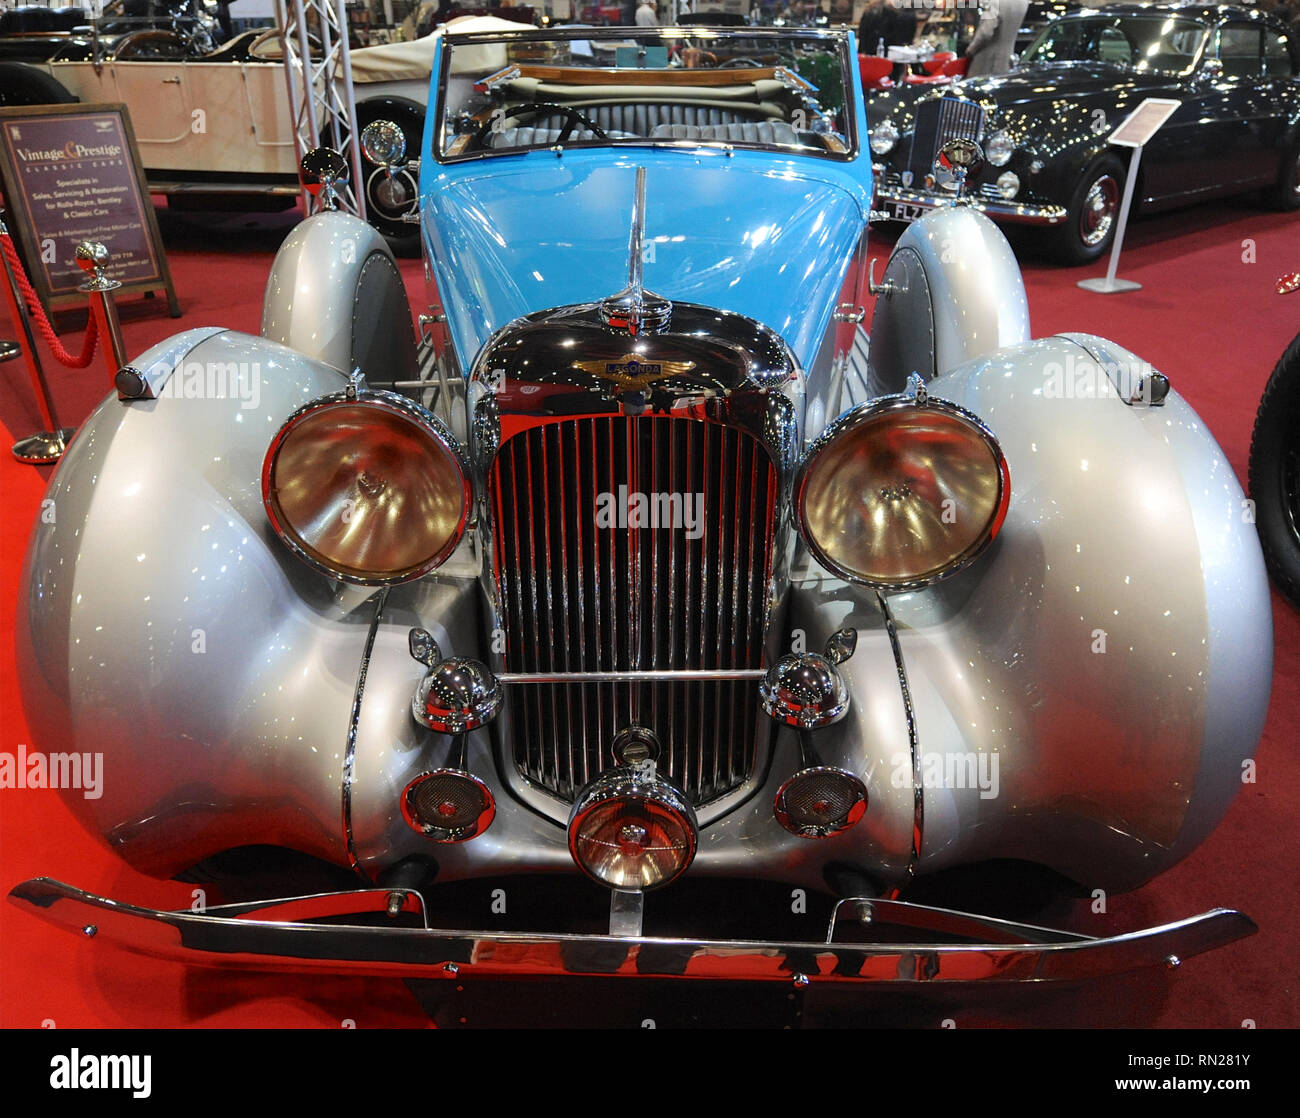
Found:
<box><xmin>1108</xmin><ymin>98</ymin><xmax>1181</xmax><ymax>148</ymax></box>
<box><xmin>0</xmin><ymin>103</ymin><xmax>179</xmax><ymax>315</ymax></box>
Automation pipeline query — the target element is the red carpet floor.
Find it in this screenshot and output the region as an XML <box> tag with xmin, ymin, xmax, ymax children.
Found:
<box><xmin>0</xmin><ymin>197</ymin><xmax>1296</xmax><ymax>1027</ymax></box>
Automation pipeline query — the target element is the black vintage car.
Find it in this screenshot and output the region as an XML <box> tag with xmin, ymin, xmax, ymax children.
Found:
<box><xmin>868</xmin><ymin>4</ymin><xmax>1300</xmax><ymax>263</ymax></box>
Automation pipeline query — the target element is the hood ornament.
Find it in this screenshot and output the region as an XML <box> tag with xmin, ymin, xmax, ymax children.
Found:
<box><xmin>934</xmin><ymin>138</ymin><xmax>984</xmax><ymax>199</ymax></box>
<box><xmin>599</xmin><ymin>166</ymin><xmax>672</xmax><ymax>336</ymax></box>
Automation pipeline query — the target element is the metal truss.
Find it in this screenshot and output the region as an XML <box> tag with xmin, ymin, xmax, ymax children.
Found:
<box><xmin>273</xmin><ymin>0</ymin><xmax>367</xmax><ymax>220</ymax></box>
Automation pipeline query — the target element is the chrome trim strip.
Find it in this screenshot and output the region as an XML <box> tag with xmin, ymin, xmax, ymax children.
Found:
<box><xmin>875</xmin><ymin>188</ymin><xmax>1068</xmax><ymax>226</ymax></box>
<box><xmin>10</xmin><ymin>879</ymin><xmax>1256</xmax><ymax>983</ymax></box>
<box><xmin>877</xmin><ymin>590</ymin><xmax>922</xmax><ymax>895</ymax></box>
<box><xmin>114</xmin><ymin>326</ymin><xmax>229</xmax><ymax>401</ymax></box>
<box><xmin>499</xmin><ymin>669</ymin><xmax>767</xmax><ymax>683</ymax></box>
<box><xmin>341</xmin><ymin>588</ymin><xmax>388</xmax><ymax>881</ymax></box>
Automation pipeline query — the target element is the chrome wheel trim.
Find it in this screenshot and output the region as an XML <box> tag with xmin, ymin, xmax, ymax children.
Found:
<box><xmin>1079</xmin><ymin>173</ymin><xmax>1119</xmax><ymax>247</ymax></box>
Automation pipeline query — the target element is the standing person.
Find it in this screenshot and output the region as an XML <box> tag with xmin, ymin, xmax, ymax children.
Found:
<box><xmin>636</xmin><ymin>0</ymin><xmax>659</xmax><ymax>27</ymax></box>
<box><xmin>857</xmin><ymin>0</ymin><xmax>917</xmax><ymax>56</ymax></box>
<box><xmin>965</xmin><ymin>0</ymin><xmax>1028</xmax><ymax>76</ymax></box>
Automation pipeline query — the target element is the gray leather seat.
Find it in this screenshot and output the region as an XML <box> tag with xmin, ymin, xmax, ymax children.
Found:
<box><xmin>536</xmin><ymin>103</ymin><xmax>761</xmax><ymax>135</ymax></box>
<box><xmin>649</xmin><ymin>121</ymin><xmax>800</xmax><ymax>145</ymax></box>
<box><xmin>489</xmin><ymin>127</ymin><xmax>630</xmax><ymax>148</ymax></box>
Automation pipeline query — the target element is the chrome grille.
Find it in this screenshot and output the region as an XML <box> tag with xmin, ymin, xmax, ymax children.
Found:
<box><xmin>489</xmin><ymin>416</ymin><xmax>778</xmax><ymax>805</ymax></box>
<box><xmin>907</xmin><ymin>96</ymin><xmax>986</xmax><ymax>182</ymax></box>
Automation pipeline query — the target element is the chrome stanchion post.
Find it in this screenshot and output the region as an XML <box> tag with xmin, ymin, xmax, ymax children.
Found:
<box><xmin>76</xmin><ymin>241</ymin><xmax>127</xmax><ymax>375</ymax></box>
<box><xmin>0</xmin><ymin>215</ymin><xmax>75</xmax><ymax>464</ymax></box>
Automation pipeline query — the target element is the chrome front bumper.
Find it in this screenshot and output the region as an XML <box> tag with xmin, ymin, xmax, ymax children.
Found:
<box><xmin>9</xmin><ymin>878</ymin><xmax>1255</xmax><ymax>985</ymax></box>
<box><xmin>875</xmin><ymin>187</ymin><xmax>1068</xmax><ymax>226</ymax></box>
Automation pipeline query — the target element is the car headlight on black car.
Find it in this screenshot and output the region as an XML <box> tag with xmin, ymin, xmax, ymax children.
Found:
<box><xmin>794</xmin><ymin>387</ymin><xmax>1010</xmax><ymax>590</ymax></box>
<box><xmin>262</xmin><ymin>388</ymin><xmax>471</xmax><ymax>584</ymax></box>
<box><xmin>985</xmin><ymin>130</ymin><xmax>1015</xmax><ymax>167</ymax></box>
<box><xmin>870</xmin><ymin>119</ymin><xmax>899</xmax><ymax>155</ymax></box>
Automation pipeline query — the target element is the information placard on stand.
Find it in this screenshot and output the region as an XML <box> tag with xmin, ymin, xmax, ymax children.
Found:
<box><xmin>1078</xmin><ymin>97</ymin><xmax>1181</xmax><ymax>295</ymax></box>
<box><xmin>0</xmin><ymin>102</ymin><xmax>180</xmax><ymax>316</ymax></box>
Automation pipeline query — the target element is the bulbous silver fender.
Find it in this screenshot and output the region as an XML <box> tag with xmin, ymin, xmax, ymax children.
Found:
<box><xmin>868</xmin><ymin>206</ymin><xmax>1031</xmax><ymax>394</ymax></box>
<box><xmin>260</xmin><ymin>210</ymin><xmax>419</xmax><ymax>384</ymax></box>
<box><xmin>16</xmin><ymin>329</ymin><xmax>374</xmax><ymax>877</ymax></box>
<box><xmin>791</xmin><ymin>335</ymin><xmax>1271</xmax><ymax>893</ymax></box>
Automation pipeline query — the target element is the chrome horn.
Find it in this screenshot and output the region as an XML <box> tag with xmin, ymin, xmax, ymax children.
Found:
<box><xmin>409</xmin><ymin>627</ymin><xmax>503</xmax><ymax>734</ymax></box>
<box><xmin>763</xmin><ymin>629</ymin><xmax>868</xmax><ymax>838</ymax></box>
<box><xmin>402</xmin><ymin>628</ymin><xmax>502</xmax><ymax>843</ymax></box>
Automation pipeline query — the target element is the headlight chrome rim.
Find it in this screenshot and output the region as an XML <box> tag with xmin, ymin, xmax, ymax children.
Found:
<box><xmin>869</xmin><ymin>119</ymin><xmax>899</xmax><ymax>155</ymax></box>
<box><xmin>793</xmin><ymin>391</ymin><xmax>1010</xmax><ymax>591</ymax></box>
<box><xmin>996</xmin><ymin>171</ymin><xmax>1021</xmax><ymax>199</ymax></box>
<box><xmin>985</xmin><ymin>130</ymin><xmax>1015</xmax><ymax>167</ymax></box>
<box><xmin>262</xmin><ymin>388</ymin><xmax>471</xmax><ymax>586</ymax></box>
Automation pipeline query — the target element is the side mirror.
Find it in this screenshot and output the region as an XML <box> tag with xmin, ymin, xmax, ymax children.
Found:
<box><xmin>361</xmin><ymin>120</ymin><xmax>407</xmax><ymax>170</ymax></box>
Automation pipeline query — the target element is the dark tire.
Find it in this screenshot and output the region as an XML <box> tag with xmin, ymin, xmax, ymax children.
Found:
<box><xmin>1248</xmin><ymin>330</ymin><xmax>1300</xmax><ymax>608</ymax></box>
<box><xmin>346</xmin><ymin>100</ymin><xmax>424</xmax><ymax>258</ymax></box>
<box><xmin>1264</xmin><ymin>137</ymin><xmax>1300</xmax><ymax>211</ymax></box>
<box><xmin>0</xmin><ymin>61</ymin><xmax>77</xmax><ymax>107</ymax></box>
<box><xmin>1046</xmin><ymin>154</ymin><xmax>1125</xmax><ymax>266</ymax></box>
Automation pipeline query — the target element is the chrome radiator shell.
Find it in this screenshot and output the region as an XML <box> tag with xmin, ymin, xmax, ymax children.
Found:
<box><xmin>469</xmin><ymin>300</ymin><xmax>804</xmax><ymax>824</ymax></box>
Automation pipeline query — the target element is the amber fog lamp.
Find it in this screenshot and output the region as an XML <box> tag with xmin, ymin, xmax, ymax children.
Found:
<box><xmin>568</xmin><ymin>769</ymin><xmax>697</xmax><ymax>890</ymax></box>
<box><xmin>795</xmin><ymin>393</ymin><xmax>1009</xmax><ymax>589</ymax></box>
<box><xmin>262</xmin><ymin>390</ymin><xmax>470</xmax><ymax>584</ymax></box>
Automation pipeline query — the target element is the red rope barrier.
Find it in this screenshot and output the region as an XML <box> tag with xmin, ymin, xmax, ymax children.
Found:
<box><xmin>0</xmin><ymin>233</ymin><xmax>98</xmax><ymax>369</ymax></box>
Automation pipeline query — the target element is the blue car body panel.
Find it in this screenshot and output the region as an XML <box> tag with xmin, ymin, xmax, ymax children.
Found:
<box><xmin>417</xmin><ymin>34</ymin><xmax>873</xmax><ymax>372</ymax></box>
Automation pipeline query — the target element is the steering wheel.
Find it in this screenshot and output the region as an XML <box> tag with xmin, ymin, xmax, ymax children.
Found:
<box><xmin>686</xmin><ymin>50</ymin><xmax>719</xmax><ymax>69</ymax></box>
<box><xmin>475</xmin><ymin>103</ymin><xmax>609</xmax><ymax>147</ymax></box>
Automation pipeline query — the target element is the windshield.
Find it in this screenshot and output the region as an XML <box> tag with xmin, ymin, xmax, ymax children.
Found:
<box><xmin>1020</xmin><ymin>14</ymin><xmax>1209</xmax><ymax>76</ymax></box>
<box><xmin>436</xmin><ymin>27</ymin><xmax>856</xmax><ymax>162</ymax></box>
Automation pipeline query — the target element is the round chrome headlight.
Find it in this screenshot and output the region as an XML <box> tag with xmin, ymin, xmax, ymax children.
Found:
<box><xmin>869</xmin><ymin>119</ymin><xmax>899</xmax><ymax>155</ymax></box>
<box><xmin>985</xmin><ymin>130</ymin><xmax>1015</xmax><ymax>167</ymax></box>
<box><xmin>794</xmin><ymin>393</ymin><xmax>1010</xmax><ymax>589</ymax></box>
<box><xmin>568</xmin><ymin>769</ymin><xmax>697</xmax><ymax>890</ymax></box>
<box><xmin>263</xmin><ymin>389</ymin><xmax>470</xmax><ymax>584</ymax></box>
<box><xmin>996</xmin><ymin>171</ymin><xmax>1021</xmax><ymax>199</ymax></box>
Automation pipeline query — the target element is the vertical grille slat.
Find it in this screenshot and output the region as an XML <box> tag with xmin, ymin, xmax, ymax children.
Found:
<box><xmin>491</xmin><ymin>416</ymin><xmax>777</xmax><ymax>805</ymax></box>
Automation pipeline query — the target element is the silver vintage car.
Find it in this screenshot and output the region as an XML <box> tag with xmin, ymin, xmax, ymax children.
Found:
<box><xmin>10</xmin><ymin>23</ymin><xmax>1272</xmax><ymax>992</ymax></box>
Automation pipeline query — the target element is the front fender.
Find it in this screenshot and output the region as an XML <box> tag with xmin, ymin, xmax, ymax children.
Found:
<box><xmin>260</xmin><ymin>211</ymin><xmax>418</xmax><ymax>382</ymax></box>
<box><xmin>882</xmin><ymin>336</ymin><xmax>1270</xmax><ymax>890</ymax></box>
<box><xmin>16</xmin><ymin>330</ymin><xmax>369</xmax><ymax>877</ymax></box>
